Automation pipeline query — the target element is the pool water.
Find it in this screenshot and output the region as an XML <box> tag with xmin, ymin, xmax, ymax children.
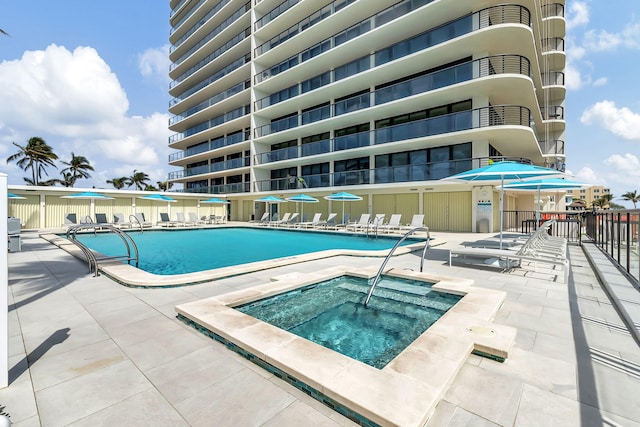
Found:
<box><xmin>236</xmin><ymin>275</ymin><xmax>461</xmax><ymax>368</ymax></box>
<box><xmin>73</xmin><ymin>227</ymin><xmax>418</xmax><ymax>275</ymax></box>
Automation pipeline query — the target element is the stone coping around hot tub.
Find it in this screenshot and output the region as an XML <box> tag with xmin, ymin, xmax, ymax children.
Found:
<box><xmin>175</xmin><ymin>266</ymin><xmax>516</xmax><ymax>427</ymax></box>
<box><xmin>38</xmin><ymin>230</ymin><xmax>441</xmax><ymax>288</ymax></box>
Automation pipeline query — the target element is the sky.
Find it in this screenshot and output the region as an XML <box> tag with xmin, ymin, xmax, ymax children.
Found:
<box><xmin>0</xmin><ymin>1</ymin><xmax>639</xmax><ymax>206</ymax></box>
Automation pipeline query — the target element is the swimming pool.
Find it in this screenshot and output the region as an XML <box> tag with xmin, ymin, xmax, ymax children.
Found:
<box><xmin>236</xmin><ymin>275</ymin><xmax>461</xmax><ymax>369</ymax></box>
<box><xmin>73</xmin><ymin>227</ymin><xmax>421</xmax><ymax>275</ymax></box>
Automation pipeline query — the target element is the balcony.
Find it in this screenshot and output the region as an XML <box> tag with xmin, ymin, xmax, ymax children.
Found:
<box><xmin>168</xmin><ymin>156</ymin><xmax>250</xmax><ymax>180</ymax></box>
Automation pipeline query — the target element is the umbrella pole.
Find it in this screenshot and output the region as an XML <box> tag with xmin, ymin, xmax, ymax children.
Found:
<box><xmin>499</xmin><ymin>176</ymin><xmax>504</xmax><ymax>250</ymax></box>
<box><xmin>536</xmin><ymin>187</ymin><xmax>541</xmax><ymax>231</ymax></box>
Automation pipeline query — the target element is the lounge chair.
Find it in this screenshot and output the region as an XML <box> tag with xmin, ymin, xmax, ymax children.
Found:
<box><xmin>188</xmin><ymin>212</ymin><xmax>206</xmax><ymax>226</ymax></box>
<box><xmin>113</xmin><ymin>213</ymin><xmax>133</xmax><ymax>228</ymax></box>
<box><xmin>315</xmin><ymin>213</ymin><xmax>337</xmax><ymax>229</ymax></box>
<box><xmin>270</xmin><ymin>212</ymin><xmax>290</xmax><ymax>226</ymax></box>
<box><xmin>399</xmin><ymin>214</ymin><xmax>425</xmax><ymax>233</ymax></box>
<box><xmin>449</xmin><ymin>220</ymin><xmax>569</xmax><ymax>282</ymax></box>
<box><xmin>250</xmin><ymin>212</ymin><xmax>270</xmax><ymax>225</ymax></box>
<box><xmin>132</xmin><ymin>213</ymin><xmax>153</xmax><ymax>228</ymax></box>
<box><xmin>64</xmin><ymin>213</ymin><xmax>78</xmax><ymax>227</ymax></box>
<box><xmin>298</xmin><ymin>213</ymin><xmax>322</xmax><ymax>228</ymax></box>
<box><xmin>175</xmin><ymin>212</ymin><xmax>193</xmax><ymax>226</ymax></box>
<box><xmin>379</xmin><ymin>214</ymin><xmax>402</xmax><ymax>233</ymax></box>
<box><xmin>346</xmin><ymin>213</ymin><xmax>371</xmax><ymax>232</ymax></box>
<box><xmin>280</xmin><ymin>212</ymin><xmax>300</xmax><ymax>227</ymax></box>
<box><xmin>158</xmin><ymin>212</ymin><xmax>178</xmax><ymax>227</ymax></box>
<box><xmin>94</xmin><ymin>213</ymin><xmax>110</xmax><ymax>225</ymax></box>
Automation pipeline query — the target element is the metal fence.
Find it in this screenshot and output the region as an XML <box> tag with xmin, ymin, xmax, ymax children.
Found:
<box><xmin>585</xmin><ymin>210</ymin><xmax>640</xmax><ymax>283</ymax></box>
<box><xmin>503</xmin><ymin>210</ymin><xmax>583</xmax><ymax>244</ymax></box>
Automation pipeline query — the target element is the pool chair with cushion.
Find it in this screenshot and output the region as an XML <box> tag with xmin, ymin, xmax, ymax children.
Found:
<box><xmin>94</xmin><ymin>213</ymin><xmax>111</xmax><ymax>225</ymax></box>
<box><xmin>158</xmin><ymin>212</ymin><xmax>178</xmax><ymax>227</ymax></box>
<box><xmin>176</xmin><ymin>212</ymin><xmax>194</xmax><ymax>226</ymax></box>
<box><xmin>298</xmin><ymin>213</ymin><xmax>322</xmax><ymax>228</ymax></box>
<box><xmin>250</xmin><ymin>212</ymin><xmax>270</xmax><ymax>225</ymax></box>
<box><xmin>379</xmin><ymin>214</ymin><xmax>402</xmax><ymax>233</ymax></box>
<box><xmin>64</xmin><ymin>213</ymin><xmax>78</xmax><ymax>227</ymax></box>
<box><xmin>346</xmin><ymin>213</ymin><xmax>371</xmax><ymax>232</ymax></box>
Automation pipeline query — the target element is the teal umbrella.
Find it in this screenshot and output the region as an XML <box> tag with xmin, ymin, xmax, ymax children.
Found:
<box><xmin>61</xmin><ymin>191</ymin><xmax>113</xmax><ymax>200</ymax></box>
<box><xmin>443</xmin><ymin>161</ymin><xmax>560</xmax><ymax>248</ymax></box>
<box><xmin>201</xmin><ymin>197</ymin><xmax>230</xmax><ymax>222</ymax></box>
<box><xmin>286</xmin><ymin>194</ymin><xmax>318</xmax><ymax>222</ymax></box>
<box><xmin>139</xmin><ymin>194</ymin><xmax>177</xmax><ymax>224</ymax></box>
<box><xmin>8</xmin><ymin>193</ymin><xmax>26</xmax><ymax>199</ymax></box>
<box><xmin>323</xmin><ymin>192</ymin><xmax>363</xmax><ymax>224</ymax></box>
<box><xmin>255</xmin><ymin>196</ymin><xmax>286</xmax><ymax>221</ymax></box>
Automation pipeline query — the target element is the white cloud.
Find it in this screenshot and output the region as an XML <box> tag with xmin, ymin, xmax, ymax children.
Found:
<box><xmin>574</xmin><ymin>166</ymin><xmax>603</xmax><ymax>185</ymax></box>
<box><xmin>566</xmin><ymin>2</ymin><xmax>589</xmax><ymax>30</ymax></box>
<box><xmin>564</xmin><ymin>60</ymin><xmax>585</xmax><ymax>90</ymax></box>
<box><xmin>138</xmin><ymin>44</ymin><xmax>171</xmax><ymax>85</ymax></box>
<box><xmin>603</xmin><ymin>153</ymin><xmax>640</xmax><ymax>176</ymax></box>
<box><xmin>0</xmin><ymin>44</ymin><xmax>172</xmax><ymax>187</ymax></box>
<box><xmin>580</xmin><ymin>100</ymin><xmax>640</xmax><ymax>140</ymax></box>
<box><xmin>592</xmin><ymin>77</ymin><xmax>607</xmax><ymax>86</ymax></box>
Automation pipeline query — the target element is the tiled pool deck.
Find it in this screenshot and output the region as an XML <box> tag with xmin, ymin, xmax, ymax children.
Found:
<box><xmin>3</xmin><ymin>227</ymin><xmax>640</xmax><ymax>426</ymax></box>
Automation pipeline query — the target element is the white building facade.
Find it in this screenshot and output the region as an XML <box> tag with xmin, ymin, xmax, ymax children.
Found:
<box><xmin>167</xmin><ymin>0</ymin><xmax>566</xmax><ymax>229</ymax></box>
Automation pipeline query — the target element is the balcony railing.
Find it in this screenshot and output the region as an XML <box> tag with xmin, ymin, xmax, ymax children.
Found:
<box><xmin>253</xmin><ymin>156</ymin><xmax>533</xmax><ymax>191</ymax></box>
<box><xmin>540</xmin><ymin>105</ymin><xmax>564</xmax><ymax>120</ymax></box>
<box><xmin>169</xmin><ymin>81</ymin><xmax>247</xmax><ymax>126</ymax></box>
<box><xmin>541</xmin><ymin>3</ymin><xmax>564</xmax><ymax>19</ymax></box>
<box><xmin>175</xmin><ymin>182</ymin><xmax>250</xmax><ymax>194</ymax></box>
<box><xmin>169</xmin><ymin>105</ymin><xmax>249</xmax><ymax>145</ymax></box>
<box><xmin>255</xmin><ymin>4</ymin><xmax>530</xmax><ymax>84</ymax></box>
<box><xmin>255</xmin><ymin>104</ymin><xmax>532</xmax><ymax>145</ymax></box>
<box><xmin>541</xmin><ymin>37</ymin><xmax>565</xmax><ymax>53</ymax></box>
<box><xmin>168</xmin><ymin>156</ymin><xmax>250</xmax><ymax>180</ymax></box>
<box><xmin>538</xmin><ymin>139</ymin><xmax>565</xmax><ymax>156</ymax></box>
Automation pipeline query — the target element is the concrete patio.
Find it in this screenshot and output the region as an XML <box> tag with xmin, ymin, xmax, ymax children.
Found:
<box><xmin>2</xmin><ymin>229</ymin><xmax>640</xmax><ymax>426</ymax></box>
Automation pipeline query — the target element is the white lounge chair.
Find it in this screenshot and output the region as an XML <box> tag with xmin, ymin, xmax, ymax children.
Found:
<box><xmin>280</xmin><ymin>212</ymin><xmax>300</xmax><ymax>227</ymax></box>
<box><xmin>133</xmin><ymin>213</ymin><xmax>153</xmax><ymax>228</ymax></box>
<box><xmin>250</xmin><ymin>212</ymin><xmax>270</xmax><ymax>225</ymax></box>
<box><xmin>315</xmin><ymin>213</ymin><xmax>338</xmax><ymax>229</ymax></box>
<box><xmin>346</xmin><ymin>213</ymin><xmax>371</xmax><ymax>232</ymax></box>
<box><xmin>188</xmin><ymin>212</ymin><xmax>206</xmax><ymax>226</ymax></box>
<box><xmin>270</xmin><ymin>212</ymin><xmax>290</xmax><ymax>226</ymax></box>
<box><xmin>399</xmin><ymin>214</ymin><xmax>425</xmax><ymax>232</ymax></box>
<box><xmin>64</xmin><ymin>213</ymin><xmax>78</xmax><ymax>227</ymax></box>
<box><xmin>379</xmin><ymin>214</ymin><xmax>402</xmax><ymax>233</ymax></box>
<box><xmin>94</xmin><ymin>213</ymin><xmax>111</xmax><ymax>225</ymax></box>
<box><xmin>113</xmin><ymin>213</ymin><xmax>133</xmax><ymax>228</ymax></box>
<box><xmin>298</xmin><ymin>213</ymin><xmax>322</xmax><ymax>228</ymax></box>
<box><xmin>176</xmin><ymin>212</ymin><xmax>193</xmax><ymax>226</ymax></box>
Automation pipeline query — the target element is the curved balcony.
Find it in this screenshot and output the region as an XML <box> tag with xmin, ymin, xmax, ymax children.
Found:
<box><xmin>254</xmin><ymin>54</ymin><xmax>531</xmax><ymax>138</ymax></box>
<box><xmin>169</xmin><ymin>81</ymin><xmax>247</xmax><ymax>126</ymax></box>
<box><xmin>254</xmin><ymin>105</ymin><xmax>532</xmax><ymax>165</ymax></box>
<box><xmin>169</xmin><ymin>131</ymin><xmax>249</xmax><ymax>163</ymax></box>
<box><xmin>254</xmin><ymin>3</ymin><xmax>531</xmax><ymax>84</ymax></box>
<box><xmin>171</xmin><ymin>0</ymin><xmax>236</xmax><ymax>53</ymax></box>
<box><xmin>168</xmin><ymin>105</ymin><xmax>249</xmax><ymax>146</ymax></box>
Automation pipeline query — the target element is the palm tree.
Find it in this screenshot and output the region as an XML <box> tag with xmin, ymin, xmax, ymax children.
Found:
<box><xmin>157</xmin><ymin>180</ymin><xmax>173</xmax><ymax>191</ymax></box>
<box><xmin>144</xmin><ymin>184</ymin><xmax>158</xmax><ymax>191</ymax></box>
<box><xmin>127</xmin><ymin>170</ymin><xmax>150</xmax><ymax>190</ymax></box>
<box><xmin>58</xmin><ymin>171</ymin><xmax>75</xmax><ymax>187</ymax></box>
<box><xmin>7</xmin><ymin>137</ymin><xmax>59</xmax><ymax>185</ymax></box>
<box><xmin>621</xmin><ymin>190</ymin><xmax>640</xmax><ymax>209</ymax></box>
<box><xmin>106</xmin><ymin>177</ymin><xmax>128</xmax><ymax>190</ymax></box>
<box><xmin>60</xmin><ymin>152</ymin><xmax>94</xmax><ymax>187</ymax></box>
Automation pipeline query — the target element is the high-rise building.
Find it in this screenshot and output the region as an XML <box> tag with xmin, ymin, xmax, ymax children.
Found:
<box><xmin>167</xmin><ymin>0</ymin><xmax>566</xmax><ymax>230</ymax></box>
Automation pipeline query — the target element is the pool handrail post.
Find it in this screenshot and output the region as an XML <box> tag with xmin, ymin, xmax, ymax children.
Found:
<box><xmin>364</xmin><ymin>227</ymin><xmax>430</xmax><ymax>307</ymax></box>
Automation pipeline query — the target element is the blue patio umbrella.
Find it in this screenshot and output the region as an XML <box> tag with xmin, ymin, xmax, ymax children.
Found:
<box><xmin>201</xmin><ymin>197</ymin><xmax>230</xmax><ymax>222</ymax></box>
<box><xmin>139</xmin><ymin>194</ymin><xmax>177</xmax><ymax>224</ymax></box>
<box><xmin>324</xmin><ymin>192</ymin><xmax>363</xmax><ymax>224</ymax></box>
<box><xmin>255</xmin><ymin>196</ymin><xmax>286</xmax><ymax>220</ymax></box>
<box><xmin>8</xmin><ymin>193</ymin><xmax>26</xmax><ymax>199</ymax></box>
<box><xmin>286</xmin><ymin>194</ymin><xmax>318</xmax><ymax>222</ymax></box>
<box><xmin>443</xmin><ymin>161</ymin><xmax>561</xmax><ymax>248</ymax></box>
<box><xmin>498</xmin><ymin>178</ymin><xmax>589</xmax><ymax>229</ymax></box>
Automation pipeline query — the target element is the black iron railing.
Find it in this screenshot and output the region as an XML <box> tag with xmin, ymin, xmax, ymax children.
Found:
<box><xmin>585</xmin><ymin>210</ymin><xmax>640</xmax><ymax>283</ymax></box>
<box><xmin>503</xmin><ymin>210</ymin><xmax>583</xmax><ymax>244</ymax></box>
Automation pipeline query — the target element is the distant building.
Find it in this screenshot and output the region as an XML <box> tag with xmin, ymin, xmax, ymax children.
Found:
<box><xmin>166</xmin><ymin>0</ymin><xmax>566</xmax><ymax>230</ymax></box>
<box><xmin>566</xmin><ymin>186</ymin><xmax>610</xmax><ymax>208</ymax></box>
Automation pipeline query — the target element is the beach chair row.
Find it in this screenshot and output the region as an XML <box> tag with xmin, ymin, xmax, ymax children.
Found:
<box><xmin>251</xmin><ymin>212</ymin><xmax>425</xmax><ymax>233</ymax></box>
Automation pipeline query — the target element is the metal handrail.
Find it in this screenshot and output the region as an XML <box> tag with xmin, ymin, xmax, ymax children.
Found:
<box><xmin>65</xmin><ymin>224</ymin><xmax>140</xmax><ymax>277</ymax></box>
<box><xmin>364</xmin><ymin>227</ymin><xmax>430</xmax><ymax>307</ymax></box>
<box><xmin>129</xmin><ymin>214</ymin><xmax>144</xmax><ymax>233</ymax></box>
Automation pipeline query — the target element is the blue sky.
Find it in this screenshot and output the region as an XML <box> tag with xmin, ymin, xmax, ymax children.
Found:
<box><xmin>1</xmin><ymin>1</ymin><xmax>639</xmax><ymax>206</ymax></box>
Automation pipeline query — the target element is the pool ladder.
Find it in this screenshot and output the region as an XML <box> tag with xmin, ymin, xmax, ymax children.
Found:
<box><xmin>364</xmin><ymin>227</ymin><xmax>430</xmax><ymax>307</ymax></box>
<box><xmin>66</xmin><ymin>224</ymin><xmax>139</xmax><ymax>277</ymax></box>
